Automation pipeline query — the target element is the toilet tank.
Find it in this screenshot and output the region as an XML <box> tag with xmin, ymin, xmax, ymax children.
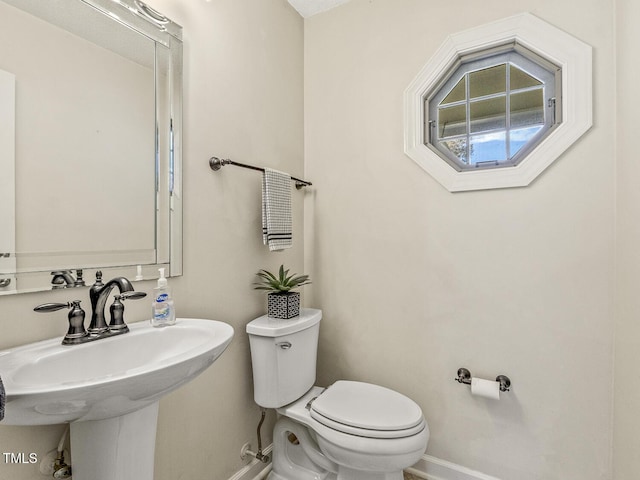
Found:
<box><xmin>246</xmin><ymin>308</ymin><xmax>322</xmax><ymax>408</ymax></box>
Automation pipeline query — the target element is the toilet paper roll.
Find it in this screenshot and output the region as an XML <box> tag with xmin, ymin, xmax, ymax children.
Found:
<box><xmin>470</xmin><ymin>377</ymin><xmax>500</xmax><ymax>400</ymax></box>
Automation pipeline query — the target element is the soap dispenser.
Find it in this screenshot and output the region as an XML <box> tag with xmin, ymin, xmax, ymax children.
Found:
<box><xmin>151</xmin><ymin>268</ymin><xmax>175</xmax><ymax>327</ymax></box>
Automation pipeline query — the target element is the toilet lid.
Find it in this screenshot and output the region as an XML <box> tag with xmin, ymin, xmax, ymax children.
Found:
<box><xmin>310</xmin><ymin>381</ymin><xmax>425</xmax><ymax>439</ymax></box>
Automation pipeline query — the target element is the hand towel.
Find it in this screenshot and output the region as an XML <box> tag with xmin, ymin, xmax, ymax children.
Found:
<box><xmin>1</xmin><ymin>375</ymin><xmax>5</xmax><ymax>421</ymax></box>
<box><xmin>262</xmin><ymin>168</ymin><xmax>292</xmax><ymax>251</ymax></box>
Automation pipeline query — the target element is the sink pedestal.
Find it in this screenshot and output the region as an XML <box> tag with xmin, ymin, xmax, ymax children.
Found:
<box><xmin>70</xmin><ymin>402</ymin><xmax>159</xmax><ymax>480</ymax></box>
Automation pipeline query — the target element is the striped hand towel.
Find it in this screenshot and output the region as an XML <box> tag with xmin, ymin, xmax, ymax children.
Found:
<box><xmin>262</xmin><ymin>168</ymin><xmax>292</xmax><ymax>251</ymax></box>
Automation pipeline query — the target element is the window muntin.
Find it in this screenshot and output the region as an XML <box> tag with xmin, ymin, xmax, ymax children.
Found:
<box><xmin>427</xmin><ymin>47</ymin><xmax>560</xmax><ymax>171</ymax></box>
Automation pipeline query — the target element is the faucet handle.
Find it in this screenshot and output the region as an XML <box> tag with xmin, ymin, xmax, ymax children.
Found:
<box><xmin>34</xmin><ymin>301</ymin><xmax>89</xmax><ymax>345</ymax></box>
<box><xmin>108</xmin><ymin>291</ymin><xmax>146</xmax><ymax>333</ymax></box>
<box><xmin>34</xmin><ymin>302</ymin><xmax>74</xmax><ymax>312</ymax></box>
<box><xmin>74</xmin><ymin>269</ymin><xmax>85</xmax><ymax>287</ymax></box>
<box><xmin>120</xmin><ymin>291</ymin><xmax>147</xmax><ymax>301</ymax></box>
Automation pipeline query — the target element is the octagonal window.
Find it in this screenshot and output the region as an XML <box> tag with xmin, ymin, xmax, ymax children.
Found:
<box><xmin>426</xmin><ymin>44</ymin><xmax>561</xmax><ymax>171</ymax></box>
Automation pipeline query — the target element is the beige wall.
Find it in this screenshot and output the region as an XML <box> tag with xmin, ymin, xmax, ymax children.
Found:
<box><xmin>150</xmin><ymin>0</ymin><xmax>304</xmax><ymax>478</ymax></box>
<box><xmin>304</xmin><ymin>1</ymin><xmax>615</xmax><ymax>479</ymax></box>
<box><xmin>0</xmin><ymin>1</ymin><xmax>303</xmax><ymax>479</ymax></box>
<box><xmin>5</xmin><ymin>0</ymin><xmax>640</xmax><ymax>479</ymax></box>
<box><xmin>614</xmin><ymin>0</ymin><xmax>640</xmax><ymax>478</ymax></box>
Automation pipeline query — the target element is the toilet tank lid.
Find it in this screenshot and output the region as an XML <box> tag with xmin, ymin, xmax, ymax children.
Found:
<box><xmin>246</xmin><ymin>308</ymin><xmax>322</xmax><ymax>337</ymax></box>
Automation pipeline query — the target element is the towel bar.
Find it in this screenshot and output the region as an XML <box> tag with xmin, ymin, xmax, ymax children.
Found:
<box><xmin>209</xmin><ymin>157</ymin><xmax>312</xmax><ymax>189</ymax></box>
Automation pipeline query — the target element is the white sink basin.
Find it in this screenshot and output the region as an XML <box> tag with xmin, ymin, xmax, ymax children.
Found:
<box><xmin>0</xmin><ymin>318</ymin><xmax>234</xmax><ymax>425</ymax></box>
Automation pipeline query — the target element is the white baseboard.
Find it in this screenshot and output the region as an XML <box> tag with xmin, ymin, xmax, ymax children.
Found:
<box><xmin>407</xmin><ymin>455</ymin><xmax>502</xmax><ymax>480</ymax></box>
<box><xmin>226</xmin><ymin>447</ymin><xmax>499</xmax><ymax>480</ymax></box>
<box><xmin>253</xmin><ymin>464</ymin><xmax>272</xmax><ymax>480</ymax></box>
<box><xmin>226</xmin><ymin>445</ymin><xmax>273</xmax><ymax>480</ymax></box>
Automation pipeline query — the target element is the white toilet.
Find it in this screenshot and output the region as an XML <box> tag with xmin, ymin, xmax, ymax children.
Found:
<box><xmin>247</xmin><ymin>308</ymin><xmax>429</xmax><ymax>480</ymax></box>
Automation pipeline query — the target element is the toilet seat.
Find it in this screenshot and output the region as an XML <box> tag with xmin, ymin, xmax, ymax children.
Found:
<box><xmin>310</xmin><ymin>381</ymin><xmax>426</xmax><ymax>439</ymax></box>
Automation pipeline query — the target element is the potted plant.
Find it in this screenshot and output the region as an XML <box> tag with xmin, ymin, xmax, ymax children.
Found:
<box><xmin>253</xmin><ymin>265</ymin><xmax>311</xmax><ymax>319</ymax></box>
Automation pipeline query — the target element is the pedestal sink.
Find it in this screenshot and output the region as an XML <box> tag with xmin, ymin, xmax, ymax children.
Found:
<box><xmin>0</xmin><ymin>318</ymin><xmax>234</xmax><ymax>480</ymax></box>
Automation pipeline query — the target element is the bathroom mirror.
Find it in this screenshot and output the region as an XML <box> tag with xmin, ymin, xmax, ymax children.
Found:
<box><xmin>0</xmin><ymin>0</ymin><xmax>182</xmax><ymax>295</ymax></box>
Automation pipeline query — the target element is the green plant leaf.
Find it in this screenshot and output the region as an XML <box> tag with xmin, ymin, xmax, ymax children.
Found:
<box><xmin>253</xmin><ymin>265</ymin><xmax>311</xmax><ymax>292</ymax></box>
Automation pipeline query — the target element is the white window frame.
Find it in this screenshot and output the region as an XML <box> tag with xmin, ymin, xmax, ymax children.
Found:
<box><xmin>404</xmin><ymin>13</ymin><xmax>592</xmax><ymax>192</ymax></box>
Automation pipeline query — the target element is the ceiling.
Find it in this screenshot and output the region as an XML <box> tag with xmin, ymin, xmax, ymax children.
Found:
<box><xmin>287</xmin><ymin>0</ymin><xmax>352</xmax><ymax>18</ymax></box>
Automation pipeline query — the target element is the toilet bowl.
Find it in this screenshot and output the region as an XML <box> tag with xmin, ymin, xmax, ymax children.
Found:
<box><xmin>247</xmin><ymin>309</ymin><xmax>429</xmax><ymax>480</ymax></box>
<box><xmin>274</xmin><ymin>384</ymin><xmax>428</xmax><ymax>480</ymax></box>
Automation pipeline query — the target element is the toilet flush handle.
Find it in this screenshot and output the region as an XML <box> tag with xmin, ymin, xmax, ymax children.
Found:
<box><xmin>276</xmin><ymin>341</ymin><xmax>292</xmax><ymax>349</ymax></box>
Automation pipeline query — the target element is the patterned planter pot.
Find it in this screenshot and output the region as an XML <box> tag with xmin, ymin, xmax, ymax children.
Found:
<box><xmin>267</xmin><ymin>292</ymin><xmax>300</xmax><ymax>319</ymax></box>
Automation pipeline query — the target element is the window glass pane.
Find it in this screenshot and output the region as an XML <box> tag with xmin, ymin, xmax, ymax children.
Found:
<box><xmin>470</xmin><ymin>96</ymin><xmax>506</xmax><ymax>134</ymax></box>
<box><xmin>470</xmin><ymin>132</ymin><xmax>506</xmax><ymax>165</ymax></box>
<box><xmin>442</xmin><ymin>76</ymin><xmax>466</xmax><ymax>105</ymax></box>
<box><xmin>510</xmin><ymin>64</ymin><xmax>542</xmax><ymax>90</ymax></box>
<box><xmin>510</xmin><ymin>89</ymin><xmax>544</xmax><ymax>128</ymax></box>
<box><xmin>424</xmin><ymin>45</ymin><xmax>559</xmax><ymax>172</ymax></box>
<box><xmin>510</xmin><ymin>125</ymin><xmax>543</xmax><ymax>156</ymax></box>
<box><xmin>438</xmin><ymin>104</ymin><xmax>466</xmax><ymax>138</ymax></box>
<box><xmin>441</xmin><ymin>138</ymin><xmax>468</xmax><ymax>165</ymax></box>
<box><xmin>469</xmin><ymin>64</ymin><xmax>506</xmax><ymax>98</ymax></box>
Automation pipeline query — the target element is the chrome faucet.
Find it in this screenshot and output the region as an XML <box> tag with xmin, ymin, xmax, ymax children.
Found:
<box><xmin>88</xmin><ymin>271</ymin><xmax>135</xmax><ymax>335</ymax></box>
<box><xmin>51</xmin><ymin>269</ymin><xmax>86</xmax><ymax>289</ymax></box>
<box><xmin>34</xmin><ymin>271</ymin><xmax>146</xmax><ymax>345</ymax></box>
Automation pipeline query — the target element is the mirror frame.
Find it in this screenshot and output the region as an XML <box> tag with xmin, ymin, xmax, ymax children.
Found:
<box><xmin>0</xmin><ymin>0</ymin><xmax>182</xmax><ymax>294</ymax></box>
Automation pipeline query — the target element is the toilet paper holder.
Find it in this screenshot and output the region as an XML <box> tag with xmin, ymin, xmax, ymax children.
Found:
<box><xmin>455</xmin><ymin>368</ymin><xmax>511</xmax><ymax>392</ymax></box>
